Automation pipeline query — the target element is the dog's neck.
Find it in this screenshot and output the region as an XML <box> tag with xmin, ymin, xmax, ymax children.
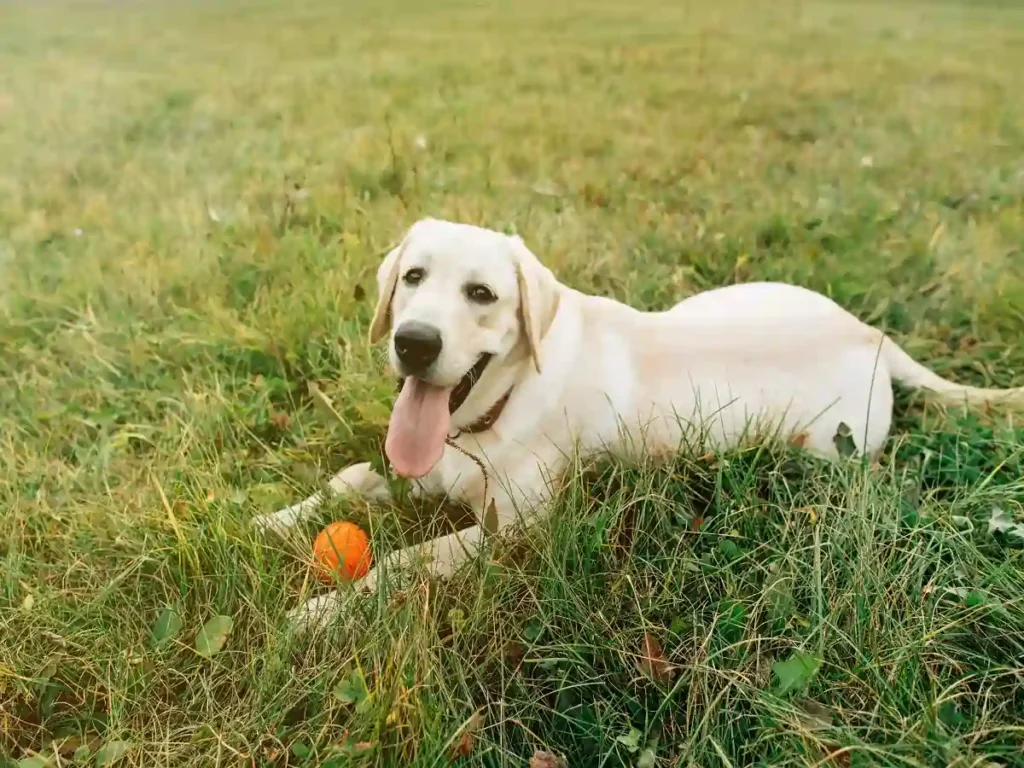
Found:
<box><xmin>453</xmin><ymin>389</ymin><xmax>513</xmax><ymax>435</ymax></box>
<box><xmin>449</xmin><ymin>345</ymin><xmax>533</xmax><ymax>437</ymax></box>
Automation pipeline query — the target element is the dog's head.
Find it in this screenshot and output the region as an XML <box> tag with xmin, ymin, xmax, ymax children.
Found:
<box><xmin>367</xmin><ymin>217</ymin><xmax>559</xmax><ymax>478</ymax></box>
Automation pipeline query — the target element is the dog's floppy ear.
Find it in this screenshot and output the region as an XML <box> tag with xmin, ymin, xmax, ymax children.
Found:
<box><xmin>368</xmin><ymin>223</ymin><xmax>420</xmax><ymax>344</ymax></box>
<box><xmin>510</xmin><ymin>235</ymin><xmax>560</xmax><ymax>374</ymax></box>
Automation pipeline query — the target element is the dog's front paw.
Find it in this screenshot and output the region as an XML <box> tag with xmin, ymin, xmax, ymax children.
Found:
<box><xmin>251</xmin><ymin>505</ymin><xmax>303</xmax><ymax>536</ymax></box>
<box><xmin>287</xmin><ymin>590</ymin><xmax>348</xmax><ymax>632</ymax></box>
<box><xmin>286</xmin><ymin>577</ymin><xmax>375</xmax><ymax>634</ymax></box>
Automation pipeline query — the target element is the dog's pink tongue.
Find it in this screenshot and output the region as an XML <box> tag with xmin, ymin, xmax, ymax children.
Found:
<box><xmin>386</xmin><ymin>378</ymin><xmax>452</xmax><ymax>478</ymax></box>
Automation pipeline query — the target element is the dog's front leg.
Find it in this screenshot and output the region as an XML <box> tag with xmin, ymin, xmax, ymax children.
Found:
<box><xmin>287</xmin><ymin>523</ymin><xmax>489</xmax><ymax>630</ymax></box>
<box><xmin>289</xmin><ymin>479</ymin><xmax>553</xmax><ymax>631</ymax></box>
<box><xmin>251</xmin><ymin>462</ymin><xmax>391</xmax><ymax>536</ymax></box>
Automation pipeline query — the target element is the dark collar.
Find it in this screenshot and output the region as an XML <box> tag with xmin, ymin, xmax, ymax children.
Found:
<box><xmin>455</xmin><ymin>389</ymin><xmax>513</xmax><ymax>435</ymax></box>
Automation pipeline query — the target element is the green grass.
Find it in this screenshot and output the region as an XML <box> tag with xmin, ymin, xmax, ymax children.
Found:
<box><xmin>3</xmin><ymin>0</ymin><xmax>1024</xmax><ymax>764</ymax></box>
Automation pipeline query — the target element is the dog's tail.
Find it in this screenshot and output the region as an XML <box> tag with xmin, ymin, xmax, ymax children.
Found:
<box><xmin>880</xmin><ymin>334</ymin><xmax>1024</xmax><ymax>407</ymax></box>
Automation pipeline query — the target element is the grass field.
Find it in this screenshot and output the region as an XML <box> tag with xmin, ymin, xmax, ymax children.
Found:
<box><xmin>3</xmin><ymin>0</ymin><xmax>1024</xmax><ymax>764</ymax></box>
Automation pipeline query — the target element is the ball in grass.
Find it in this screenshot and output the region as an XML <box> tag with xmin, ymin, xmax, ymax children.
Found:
<box><xmin>312</xmin><ymin>521</ymin><xmax>372</xmax><ymax>582</ymax></box>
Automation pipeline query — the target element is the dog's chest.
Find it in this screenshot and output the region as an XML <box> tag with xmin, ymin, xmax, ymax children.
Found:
<box><xmin>419</xmin><ymin>436</ymin><xmax>500</xmax><ymax>504</ymax></box>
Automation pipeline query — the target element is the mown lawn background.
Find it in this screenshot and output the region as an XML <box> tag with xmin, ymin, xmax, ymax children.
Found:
<box><xmin>2</xmin><ymin>0</ymin><xmax>1024</xmax><ymax>765</ymax></box>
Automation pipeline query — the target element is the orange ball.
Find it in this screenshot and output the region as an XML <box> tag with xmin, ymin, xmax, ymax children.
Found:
<box><xmin>312</xmin><ymin>521</ymin><xmax>372</xmax><ymax>583</ymax></box>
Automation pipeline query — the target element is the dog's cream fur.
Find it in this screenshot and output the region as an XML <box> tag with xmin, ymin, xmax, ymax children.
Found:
<box><xmin>254</xmin><ymin>217</ymin><xmax>1023</xmax><ymax>629</ymax></box>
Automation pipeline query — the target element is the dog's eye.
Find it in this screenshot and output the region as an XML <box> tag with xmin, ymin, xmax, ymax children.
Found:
<box><xmin>403</xmin><ymin>268</ymin><xmax>425</xmax><ymax>286</ymax></box>
<box><xmin>465</xmin><ymin>283</ymin><xmax>497</xmax><ymax>304</ymax></box>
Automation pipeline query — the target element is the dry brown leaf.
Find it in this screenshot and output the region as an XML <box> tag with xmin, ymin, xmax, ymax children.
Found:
<box><xmin>450</xmin><ymin>710</ymin><xmax>484</xmax><ymax>760</ymax></box>
<box><xmin>530</xmin><ymin>750</ymin><xmax>568</xmax><ymax>768</ymax></box>
<box><xmin>451</xmin><ymin>732</ymin><xmax>473</xmax><ymax>759</ymax></box>
<box><xmin>504</xmin><ymin>640</ymin><xmax>526</xmax><ymax>666</ymax></box>
<box><xmin>638</xmin><ymin>632</ymin><xmax>675</xmax><ymax>684</ymax></box>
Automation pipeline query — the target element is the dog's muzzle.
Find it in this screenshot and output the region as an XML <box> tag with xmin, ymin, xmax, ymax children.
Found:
<box><xmin>394</xmin><ymin>321</ymin><xmax>443</xmax><ymax>376</ymax></box>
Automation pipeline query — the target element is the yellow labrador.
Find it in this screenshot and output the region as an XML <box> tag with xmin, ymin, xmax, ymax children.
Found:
<box><xmin>254</xmin><ymin>217</ymin><xmax>1023</xmax><ymax>629</ymax></box>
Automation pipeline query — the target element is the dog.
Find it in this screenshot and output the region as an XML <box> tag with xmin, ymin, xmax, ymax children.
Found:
<box><xmin>253</xmin><ymin>217</ymin><xmax>1023</xmax><ymax>629</ymax></box>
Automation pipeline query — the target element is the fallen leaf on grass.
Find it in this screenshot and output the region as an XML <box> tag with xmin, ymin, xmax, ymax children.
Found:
<box><xmin>637</xmin><ymin>633</ymin><xmax>675</xmax><ymax>684</ymax></box>
<box><xmin>530</xmin><ymin>750</ymin><xmax>568</xmax><ymax>768</ymax></box>
<box><xmin>616</xmin><ymin>728</ymin><xmax>642</xmax><ymax>753</ymax></box>
<box><xmin>74</xmin><ymin>743</ymin><xmax>95</xmax><ymax>763</ymax></box>
<box><xmin>195</xmin><ymin>614</ymin><xmax>233</xmax><ymax>658</ymax></box>
<box><xmin>772</xmin><ymin>650</ymin><xmax>822</xmax><ymax>697</ymax></box>
<box><xmin>332</xmin><ymin>669</ymin><xmax>372</xmax><ymax>714</ymax></box>
<box><xmin>93</xmin><ymin>740</ymin><xmax>133</xmax><ymax>766</ymax></box>
<box><xmin>718</xmin><ymin>538</ymin><xmax>742</xmax><ymax>559</ymax></box>
<box><xmin>152</xmin><ymin>606</ymin><xmax>183</xmax><ymax>646</ymax></box>
<box><xmin>523</xmin><ymin>618</ymin><xmax>544</xmax><ymax>643</ymax></box>
<box><xmin>796</xmin><ymin>699</ymin><xmax>833</xmax><ymax>730</ymax></box>
<box><xmin>987</xmin><ymin>507</ymin><xmax>1024</xmax><ymax>540</ymax></box>
<box><xmin>450</xmin><ymin>710</ymin><xmax>484</xmax><ymax>760</ymax></box>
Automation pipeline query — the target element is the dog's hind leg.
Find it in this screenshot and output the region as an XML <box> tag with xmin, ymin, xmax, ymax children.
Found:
<box><xmin>251</xmin><ymin>462</ymin><xmax>390</xmax><ymax>536</ymax></box>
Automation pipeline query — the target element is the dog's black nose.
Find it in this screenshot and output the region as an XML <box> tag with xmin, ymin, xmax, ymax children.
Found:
<box><xmin>394</xmin><ymin>321</ymin><xmax>443</xmax><ymax>373</ymax></box>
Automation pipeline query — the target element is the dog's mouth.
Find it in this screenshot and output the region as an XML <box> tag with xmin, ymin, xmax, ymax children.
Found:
<box><xmin>387</xmin><ymin>354</ymin><xmax>492</xmax><ymax>479</ymax></box>
<box><xmin>396</xmin><ymin>353</ymin><xmax>492</xmax><ymax>415</ymax></box>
